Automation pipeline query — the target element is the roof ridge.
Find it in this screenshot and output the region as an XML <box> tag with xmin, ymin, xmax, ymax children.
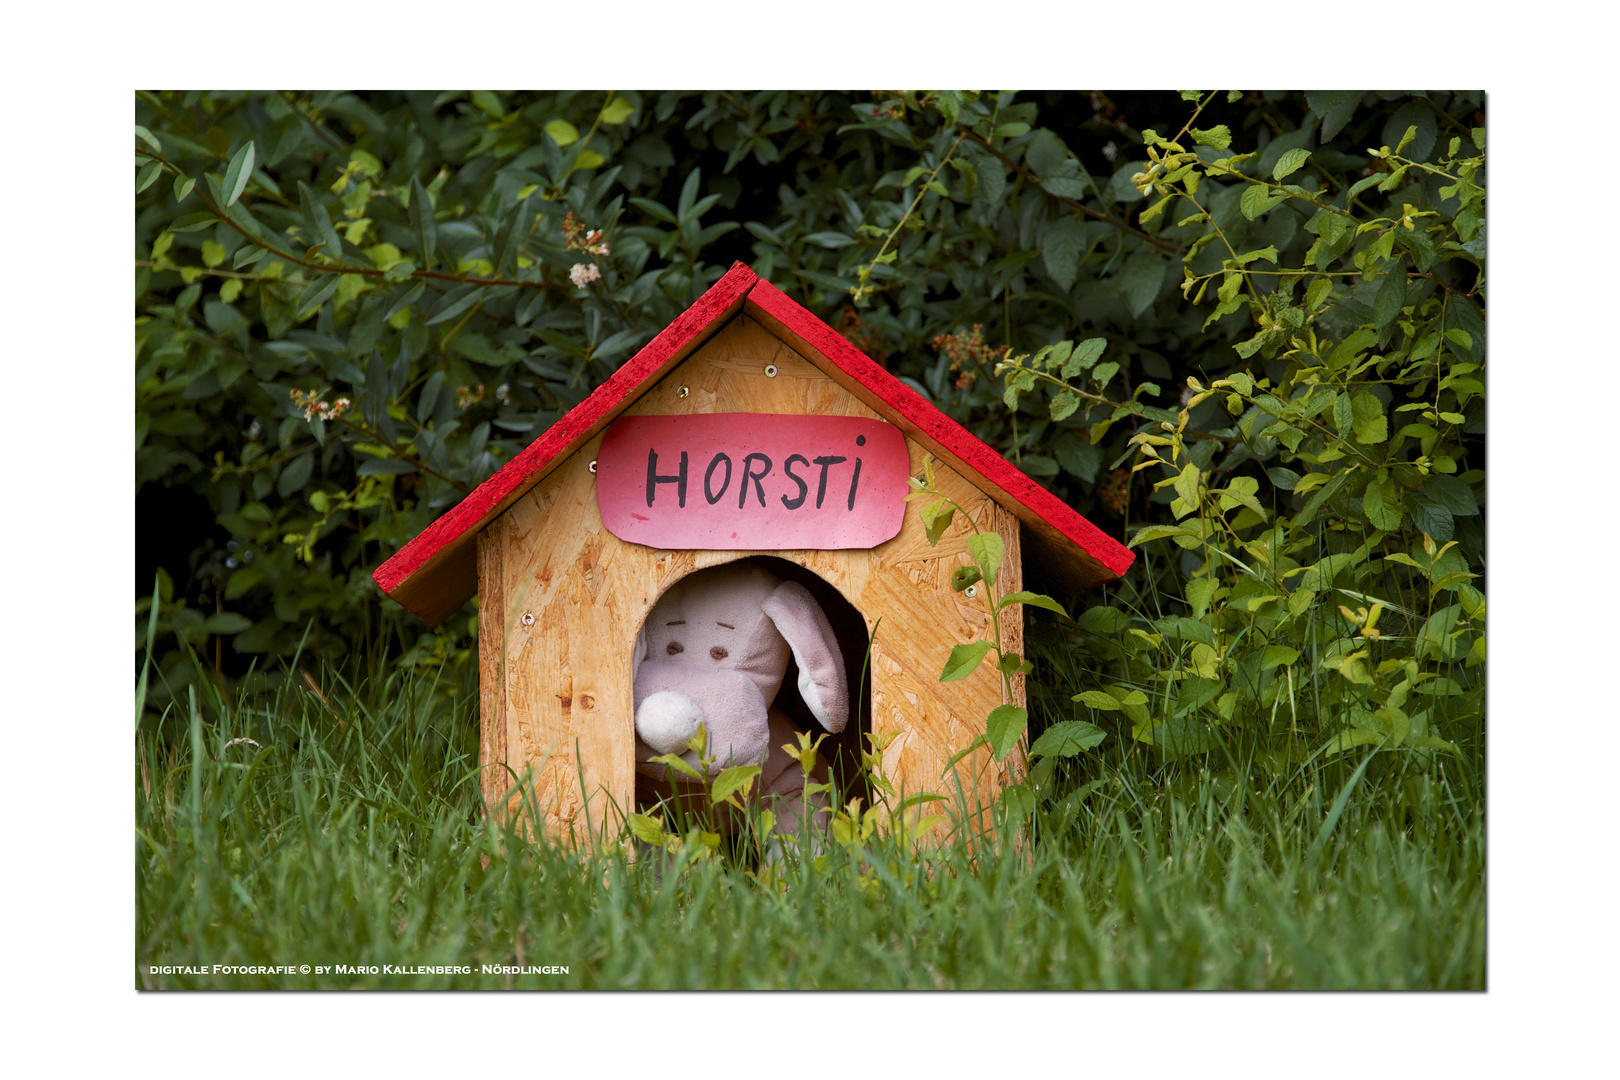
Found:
<box><xmin>374</xmin><ymin>262</ymin><xmax>1132</xmax><ymax>625</ymax></box>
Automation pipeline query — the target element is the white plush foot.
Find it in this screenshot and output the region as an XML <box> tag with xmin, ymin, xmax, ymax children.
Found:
<box><xmin>635</xmin><ymin>691</ymin><xmax>704</xmax><ymax>755</ymax></box>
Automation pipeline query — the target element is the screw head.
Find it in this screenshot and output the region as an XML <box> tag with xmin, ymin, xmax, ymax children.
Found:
<box><xmin>588</xmin><ymin>460</ymin><xmax>597</xmax><ymax>473</ymax></box>
<box><xmin>764</xmin><ymin>364</ymin><xmax>778</xmax><ymax>378</ymax></box>
<box><xmin>965</xmin><ymin>585</ymin><xmax>978</xmax><ymax>598</ymax></box>
<box><xmin>521</xmin><ymin>612</ymin><xmax>535</xmax><ymax>626</ymax></box>
<box><xmin>677</xmin><ymin>385</ymin><xmax>690</xmax><ymax>398</ymax></box>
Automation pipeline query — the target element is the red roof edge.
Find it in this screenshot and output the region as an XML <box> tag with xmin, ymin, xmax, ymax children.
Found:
<box><xmin>373</xmin><ymin>261</ymin><xmax>758</xmax><ymax>622</ymax></box>
<box><xmin>743</xmin><ymin>278</ymin><xmax>1135</xmax><ymax>585</ymax></box>
<box><xmin>374</xmin><ymin>261</ymin><xmax>1134</xmax><ymax>624</ymax></box>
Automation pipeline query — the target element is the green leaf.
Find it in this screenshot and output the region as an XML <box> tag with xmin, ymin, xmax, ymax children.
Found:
<box><xmin>1273</xmin><ymin>148</ymin><xmax>1310</xmax><ymax>182</ymax></box>
<box><xmin>1361</xmin><ymin>478</ymin><xmax>1401</xmax><ymax>531</ymax></box>
<box><xmin>986</xmin><ymin>704</ymin><xmax>1028</xmax><ymax>761</ymax></box>
<box><xmin>224</xmin><ymin>566</ymin><xmax>265</xmax><ymax>599</ymax></box>
<box><xmin>1218</xmin><ymin>476</ymin><xmax>1266</xmax><ymax>518</ymax></box>
<box><xmin>295</xmin><ymin>274</ymin><xmax>340</xmax><ymax>317</ymax></box>
<box><xmin>223</xmin><ymin>141</ymin><xmax>256</xmax><ymax>208</ymax></box>
<box><xmin>1418</xmin><ymin>475</ymin><xmax>1479</xmax><ymax>516</ymax></box>
<box><xmin>135</xmin><ymin>124</ymin><xmax>163</xmax><ymax>153</ymax></box>
<box><xmin>1406</xmin><ymin>495</ymin><xmax>1458</xmax><ymax>540</ymax></box>
<box><xmin>1119</xmin><ymin>251</ymin><xmax>1164</xmax><ymax>318</ymax></box>
<box><xmin>1076</xmin><ymin>607</ymin><xmax>1129</xmax><ymax>634</ymax></box>
<box><xmin>648</xmin><ymin>752</ymin><xmax>703</xmax><ymax>781</ymax></box>
<box><xmin>298</xmin><ymin>180</ymin><xmax>343</xmax><ymax>260</ymax></box>
<box><xmin>1373</xmin><ymin>263</ymin><xmax>1407</xmax><ymax>328</ymax></box>
<box><xmin>1319</xmin><ymin>729</ymin><xmax>1385</xmax><ymax>758</ymax></box>
<box><xmin>950</xmin><ymin>565</ymin><xmax>982</xmax><ymax>592</ymax></box>
<box><xmin>170</xmin><ymin>211</ymin><xmax>217</xmax><ymax>233</ymax></box>
<box><xmin>600</xmin><ymin>97</ymin><xmax>635</xmax><ymax>124</ymax></box>
<box><xmin>1062</xmin><ymin>338</ymin><xmax>1106</xmax><ymax>378</ymax></box>
<box><xmin>277</xmin><ymin>453</ymin><xmax>314</xmax><ymax>496</ymax></box>
<box><xmin>1185</xmin><ymin>577</ymin><xmax>1217</xmax><ymax>619</ymax></box>
<box><xmin>1332</xmin><ymin>393</ymin><xmax>1354</xmax><ymax>437</ymax></box>
<box><xmin>999</xmin><ymin>591</ymin><xmax>1068</xmax><ymax>617</ymax></box>
<box><xmin>1190</xmin><ymin>125</ymin><xmax>1231</xmax><ymax>150</ymax></box>
<box><xmin>426</xmin><ymin>286</ymin><xmax>482</xmax><ymax>327</ymax></box>
<box><xmin>1306</xmin><ymin>276</ymin><xmax>1333</xmax><ymax>310</ymax></box>
<box><xmin>1175</xmin><ymin>676</ymin><xmax>1222</xmax><ymax>713</ymax></box>
<box><xmin>1382</xmin><ymin>103</ymin><xmax>1437</xmax><ymax>162</ymax></box>
<box><xmin>1294</xmin><ymin>470</ymin><xmax>1348</xmax><ymax>529</ymax></box>
<box><xmin>1041</xmin><ymin>217</ymin><xmax>1087</xmax><ymax>293</ymax></box>
<box><xmin>1234</xmin><ymin>246</ymin><xmax>1278</xmax><ymax>266</ymax></box>
<box><xmin>1049</xmin><ymin>391</ymin><xmax>1080</xmax><ymax>423</ymax></box>
<box><xmin>202</xmin><ymin>612</ymin><xmax>253</xmax><ymax>635</ymax></box>
<box><xmin>1240</xmin><ymin>184</ymin><xmax>1285</xmax><ymax>220</ymax></box>
<box><xmin>1073</xmin><ymin>691</ymin><xmax>1121</xmax><ymax>711</ymax></box>
<box><xmin>940</xmin><ymin>640</ymin><xmax>994</xmax><ymax>682</ymax></box>
<box><xmin>1173</xmin><ymin>463</ymin><xmax>1201</xmax><ymax>506</ymax></box>
<box><xmin>1327</xmin><ymin>329</ymin><xmax>1378</xmax><ymax>371</ymax></box>
<box><xmin>1306</xmin><ymin>91</ymin><xmax>1361</xmax><ymax>141</ymax></box>
<box><xmin>1029</xmin><ymin>721</ymin><xmax>1107</xmax><ymax>758</ymax></box>
<box><xmin>410</xmin><ymin>177</ymin><xmax>437</xmax><ymax>269</ymax></box>
<box><xmin>920</xmin><ymin>499</ymin><xmax>954</xmax><ymax>546</ymax></box>
<box><xmin>626</xmin><ymin>813</ymin><xmax>666</xmax><ymax>844</ymax></box>
<box><xmin>1130</xmin><ymin>523</ymin><xmax>1201</xmax><ymax>547</ymax></box>
<box><xmin>383</xmin><ymin>281</ymin><xmax>426</xmax><ymax>323</ymax></box>
<box><xmin>545</xmin><ymin>119</ymin><xmax>579</xmax><ymax>146</ymax></box>
<box><xmin>710</xmin><ymin>765</ymin><xmax>760</xmax><ymax>804</ymax></box>
<box><xmin>1351</xmin><ymin>390</ymin><xmax>1388</xmax><ymax>444</ymax></box>
<box><xmin>1259</xmin><ymin>644</ymin><xmax>1301</xmax><ymax>669</ymax></box>
<box><xmin>136</xmin><ymin>159</ymin><xmax>163</xmax><ymax>194</ymax></box>
<box><xmin>965</xmin><ymin>531</ymin><xmax>1005</xmax><ymax>586</ymax></box>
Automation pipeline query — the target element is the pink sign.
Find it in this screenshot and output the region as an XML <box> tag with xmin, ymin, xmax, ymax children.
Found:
<box><xmin>596</xmin><ymin>413</ymin><xmax>909</xmax><ymax>550</ymax></box>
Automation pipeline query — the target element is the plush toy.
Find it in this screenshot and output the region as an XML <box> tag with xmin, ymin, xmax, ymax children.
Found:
<box><xmin>632</xmin><ymin>563</ymin><xmax>848</xmax><ymax>836</ymax></box>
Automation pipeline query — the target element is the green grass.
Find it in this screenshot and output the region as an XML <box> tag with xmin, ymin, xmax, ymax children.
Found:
<box><xmin>136</xmin><ymin>661</ymin><xmax>1484</xmax><ymax>990</ymax></box>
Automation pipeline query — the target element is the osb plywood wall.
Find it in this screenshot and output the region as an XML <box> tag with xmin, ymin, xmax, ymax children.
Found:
<box><xmin>478</xmin><ymin>315</ymin><xmax>1023</xmax><ymax>841</ymax></box>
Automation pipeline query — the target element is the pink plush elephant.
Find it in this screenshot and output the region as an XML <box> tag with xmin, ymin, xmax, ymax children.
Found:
<box><xmin>632</xmin><ymin>563</ymin><xmax>849</xmax><ymax>837</ymax></box>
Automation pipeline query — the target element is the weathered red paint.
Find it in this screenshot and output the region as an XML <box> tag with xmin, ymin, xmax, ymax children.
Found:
<box><xmin>374</xmin><ymin>262</ymin><xmax>1135</xmax><ymax>623</ymax></box>
<box><xmin>596</xmin><ymin>413</ymin><xmax>909</xmax><ymax>551</ymax></box>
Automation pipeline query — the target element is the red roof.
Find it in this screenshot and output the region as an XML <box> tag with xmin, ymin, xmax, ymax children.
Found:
<box><xmin>374</xmin><ymin>262</ymin><xmax>1134</xmax><ymax>624</ymax></box>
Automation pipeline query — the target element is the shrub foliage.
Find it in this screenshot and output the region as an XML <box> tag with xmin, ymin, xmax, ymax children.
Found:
<box><xmin>135</xmin><ymin>90</ymin><xmax>1483</xmax><ymax>788</ymax></box>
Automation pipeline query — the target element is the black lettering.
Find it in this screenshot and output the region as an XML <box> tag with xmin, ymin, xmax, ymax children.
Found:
<box><xmin>847</xmin><ymin>457</ymin><xmax>863</xmax><ymax>510</ymax></box>
<box><xmin>704</xmin><ymin>453</ymin><xmax>733</xmax><ymax>505</ymax></box>
<box><xmin>739</xmin><ymin>453</ymin><xmax>773</xmax><ymax>509</ymax></box>
<box><xmin>646</xmin><ymin>449</ymin><xmax>688</xmax><ymax>508</ymax></box>
<box><xmin>780</xmin><ymin>454</ymin><xmax>810</xmax><ymax>509</ymax></box>
<box><xmin>812</xmin><ymin>456</ymin><xmax>847</xmax><ymax>509</ymax></box>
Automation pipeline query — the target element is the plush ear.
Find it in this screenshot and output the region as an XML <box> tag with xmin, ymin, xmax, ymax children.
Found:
<box><xmin>761</xmin><ymin>581</ymin><xmax>849</xmax><ymax>733</ymax></box>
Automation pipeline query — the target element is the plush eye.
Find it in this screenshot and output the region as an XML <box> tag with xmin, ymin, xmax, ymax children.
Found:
<box><xmin>710</xmin><ymin>646</ymin><xmax>728</xmax><ymax>660</ymax></box>
<box><xmin>666</xmin><ymin>642</ymin><xmax>684</xmax><ymax>655</ymax></box>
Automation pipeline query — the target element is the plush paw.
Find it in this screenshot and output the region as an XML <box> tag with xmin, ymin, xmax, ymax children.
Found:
<box><xmin>635</xmin><ymin>690</ymin><xmax>704</xmax><ymax>755</ymax></box>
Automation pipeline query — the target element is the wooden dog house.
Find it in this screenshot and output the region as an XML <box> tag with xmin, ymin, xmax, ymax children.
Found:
<box><xmin>374</xmin><ymin>263</ymin><xmax>1133</xmax><ymax>838</ymax></box>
